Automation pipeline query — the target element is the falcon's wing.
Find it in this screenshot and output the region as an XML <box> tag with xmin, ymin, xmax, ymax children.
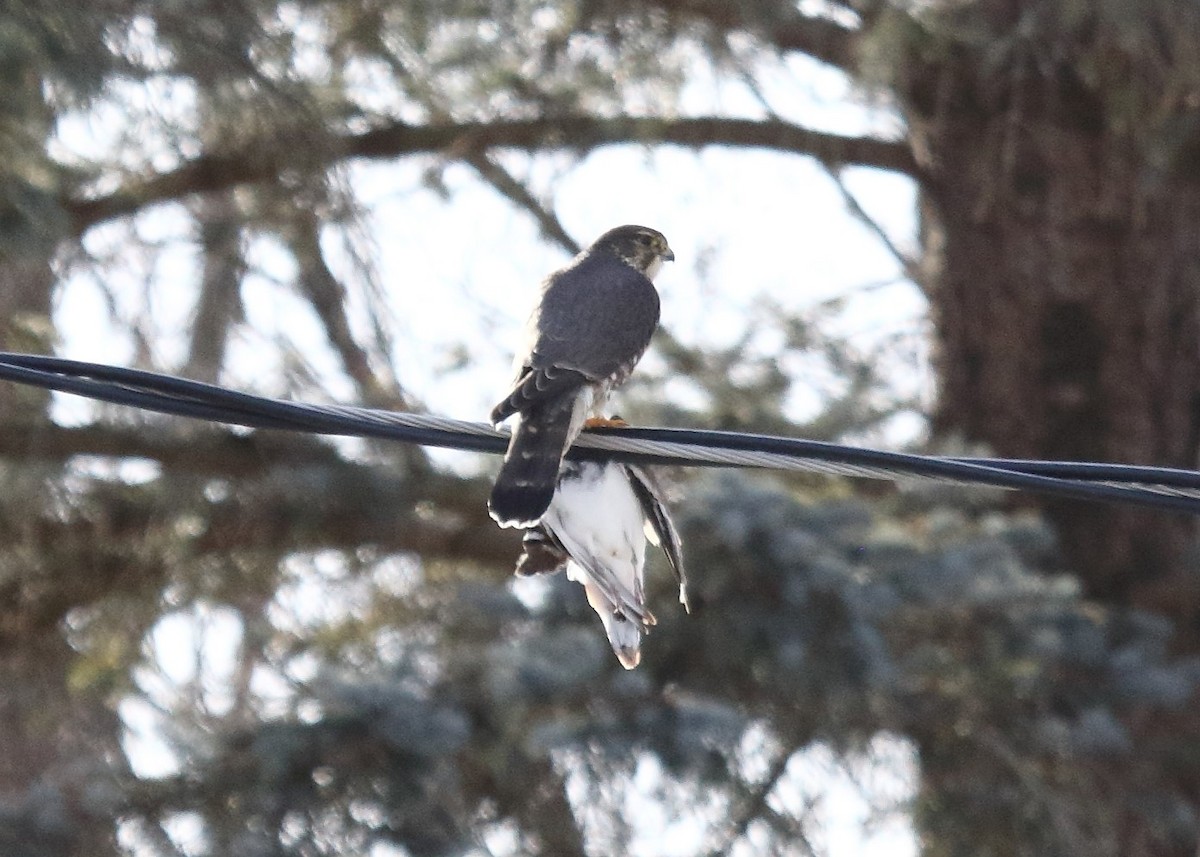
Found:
<box><xmin>491</xmin><ymin>254</ymin><xmax>659</xmax><ymax>423</ymax></box>
<box><xmin>625</xmin><ymin>464</ymin><xmax>690</xmax><ymax>612</ymax></box>
<box><xmin>489</xmin><ymin>363</ymin><xmax>588</xmax><ymax>425</ymax></box>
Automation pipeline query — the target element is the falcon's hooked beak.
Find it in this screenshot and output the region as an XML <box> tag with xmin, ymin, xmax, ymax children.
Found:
<box><xmin>644</xmin><ymin>241</ymin><xmax>675</xmax><ymax>281</ymax></box>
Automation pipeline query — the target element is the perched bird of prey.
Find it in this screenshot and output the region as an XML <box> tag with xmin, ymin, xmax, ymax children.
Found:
<box><xmin>516</xmin><ymin>451</ymin><xmax>690</xmax><ymax>670</ymax></box>
<box><xmin>488</xmin><ymin>225</ymin><xmax>674</xmax><ymax>528</ymax></box>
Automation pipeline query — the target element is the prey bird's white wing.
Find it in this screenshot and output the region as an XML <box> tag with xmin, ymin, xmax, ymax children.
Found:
<box><xmin>624</xmin><ymin>464</ymin><xmax>690</xmax><ymax>612</ymax></box>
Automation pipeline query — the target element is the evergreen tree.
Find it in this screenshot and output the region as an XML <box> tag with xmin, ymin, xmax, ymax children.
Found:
<box><xmin>0</xmin><ymin>2</ymin><xmax>1198</xmax><ymax>854</ymax></box>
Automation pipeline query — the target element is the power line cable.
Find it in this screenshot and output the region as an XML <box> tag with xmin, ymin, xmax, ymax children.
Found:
<box><xmin>2</xmin><ymin>352</ymin><xmax>1200</xmax><ymax>515</ymax></box>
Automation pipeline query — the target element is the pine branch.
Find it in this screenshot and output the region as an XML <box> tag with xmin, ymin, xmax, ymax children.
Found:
<box><xmin>0</xmin><ymin>420</ymin><xmax>518</xmax><ymax>567</ymax></box>
<box><xmin>640</xmin><ymin>1</ymin><xmax>860</xmax><ymax>71</ymax></box>
<box><xmin>466</xmin><ymin>153</ymin><xmax>581</xmax><ymax>255</ymax></box>
<box><xmin>285</xmin><ymin>208</ymin><xmax>416</xmax><ymax>410</ymax></box>
<box><xmin>66</xmin><ymin>116</ymin><xmax>919</xmax><ymax>233</ymax></box>
<box><xmin>704</xmin><ymin>747</ymin><xmax>801</xmax><ymax>857</ymax></box>
<box><xmin>0</xmin><ymin>420</ymin><xmax>342</xmax><ymax>475</ymax></box>
<box><xmin>823</xmin><ymin>165</ymin><xmax>920</xmax><ymax>282</ymax></box>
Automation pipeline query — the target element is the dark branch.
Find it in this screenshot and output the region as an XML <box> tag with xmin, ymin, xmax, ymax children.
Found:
<box><xmin>0</xmin><ymin>420</ymin><xmax>342</xmax><ymax>475</ymax></box>
<box><xmin>823</xmin><ymin>164</ymin><xmax>919</xmax><ymax>281</ymax></box>
<box><xmin>66</xmin><ymin>117</ymin><xmax>918</xmax><ymax>233</ymax></box>
<box><xmin>704</xmin><ymin>747</ymin><xmax>800</xmax><ymax>857</ymax></box>
<box><xmin>284</xmin><ymin>208</ymin><xmax>416</xmax><ymax>411</ymax></box>
<box><xmin>770</xmin><ymin>15</ymin><xmax>859</xmax><ymax>68</ymax></box>
<box><xmin>640</xmin><ymin>1</ymin><xmax>859</xmax><ymax>71</ymax></box>
<box><xmin>466</xmin><ymin>153</ymin><xmax>581</xmax><ymax>255</ymax></box>
<box><xmin>0</xmin><ymin>420</ymin><xmax>519</xmax><ymax>568</ymax></box>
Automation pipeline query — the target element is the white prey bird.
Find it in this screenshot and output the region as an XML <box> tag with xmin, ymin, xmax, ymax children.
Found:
<box><xmin>516</xmin><ymin>456</ymin><xmax>689</xmax><ymax>669</ymax></box>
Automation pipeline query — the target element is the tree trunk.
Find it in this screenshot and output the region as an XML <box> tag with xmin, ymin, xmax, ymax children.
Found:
<box><xmin>0</xmin><ymin>259</ymin><xmax>55</xmax><ymax>412</ymax></box>
<box><xmin>905</xmin><ymin>40</ymin><xmax>1200</xmax><ymax>856</ymax></box>
<box><xmin>911</xmin><ymin>93</ymin><xmax>1200</xmax><ymax>629</ymax></box>
<box><xmin>0</xmin><ymin>257</ymin><xmax>125</xmax><ymax>856</ymax></box>
<box><xmin>0</xmin><ymin>629</ymin><xmax>124</xmax><ymax>857</ymax></box>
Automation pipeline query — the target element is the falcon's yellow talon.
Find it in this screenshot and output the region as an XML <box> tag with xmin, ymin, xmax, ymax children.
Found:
<box><xmin>585</xmin><ymin>416</ymin><xmax>629</xmax><ymax>429</ymax></box>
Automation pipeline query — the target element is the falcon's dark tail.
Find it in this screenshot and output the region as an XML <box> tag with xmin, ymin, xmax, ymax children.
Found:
<box><xmin>489</xmin><ymin>396</ymin><xmax>576</xmax><ymax>527</ymax></box>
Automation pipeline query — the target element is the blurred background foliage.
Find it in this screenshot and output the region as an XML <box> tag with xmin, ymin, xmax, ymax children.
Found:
<box><xmin>3</xmin><ymin>1</ymin><xmax>1200</xmax><ymax>855</ymax></box>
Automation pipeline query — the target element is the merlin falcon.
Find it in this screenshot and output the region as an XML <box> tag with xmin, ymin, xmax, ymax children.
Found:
<box><xmin>516</xmin><ymin>451</ymin><xmax>690</xmax><ymax>669</ymax></box>
<box><xmin>488</xmin><ymin>225</ymin><xmax>674</xmax><ymax>527</ymax></box>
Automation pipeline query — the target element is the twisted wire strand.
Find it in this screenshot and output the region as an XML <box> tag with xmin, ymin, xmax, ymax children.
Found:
<box><xmin>2</xmin><ymin>352</ymin><xmax>1200</xmax><ymax>514</ymax></box>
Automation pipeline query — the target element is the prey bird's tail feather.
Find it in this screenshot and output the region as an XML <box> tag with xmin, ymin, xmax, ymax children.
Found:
<box><xmin>489</xmin><ymin>395</ymin><xmax>577</xmax><ymax>527</ymax></box>
<box><xmin>514</xmin><ymin>527</ymin><xmax>569</xmax><ymax>576</ymax></box>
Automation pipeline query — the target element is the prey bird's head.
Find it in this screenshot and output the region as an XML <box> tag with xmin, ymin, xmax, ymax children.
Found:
<box><xmin>590</xmin><ymin>225</ymin><xmax>674</xmax><ymax>280</ymax></box>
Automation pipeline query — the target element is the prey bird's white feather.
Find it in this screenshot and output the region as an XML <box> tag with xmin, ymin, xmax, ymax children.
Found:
<box><xmin>543</xmin><ymin>461</ymin><xmax>657</xmax><ymax>669</ymax></box>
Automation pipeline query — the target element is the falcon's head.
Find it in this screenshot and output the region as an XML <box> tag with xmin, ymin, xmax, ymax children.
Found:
<box><xmin>591</xmin><ymin>225</ymin><xmax>675</xmax><ymax>280</ymax></box>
